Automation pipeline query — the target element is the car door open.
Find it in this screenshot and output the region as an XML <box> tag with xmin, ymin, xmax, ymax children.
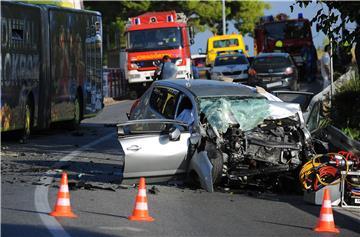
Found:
<box><xmin>117</xmin><ymin>119</ymin><xmax>190</xmax><ymax>183</ymax></box>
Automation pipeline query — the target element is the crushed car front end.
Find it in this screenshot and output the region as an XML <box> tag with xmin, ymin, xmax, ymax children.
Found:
<box><xmin>195</xmin><ymin>96</ymin><xmax>314</xmax><ymax>188</ymax></box>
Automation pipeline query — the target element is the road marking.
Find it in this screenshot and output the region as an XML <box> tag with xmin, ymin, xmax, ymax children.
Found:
<box><xmin>34</xmin><ymin>133</ymin><xmax>115</xmax><ymax>237</ymax></box>
<box><xmin>98</xmin><ymin>226</ymin><xmax>144</xmax><ymax>232</ymax></box>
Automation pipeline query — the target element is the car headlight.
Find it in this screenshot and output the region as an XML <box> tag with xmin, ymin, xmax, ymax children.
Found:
<box><xmin>212</xmin><ymin>72</ymin><xmax>222</xmax><ymax>76</ymax></box>
<box><xmin>130</xmin><ymin>63</ymin><xmax>139</xmax><ymax>69</ymax></box>
<box><xmin>175</xmin><ymin>59</ymin><xmax>183</xmax><ymax>66</ymax></box>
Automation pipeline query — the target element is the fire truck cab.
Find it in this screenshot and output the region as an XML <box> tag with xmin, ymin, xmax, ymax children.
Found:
<box><xmin>124</xmin><ymin>11</ymin><xmax>194</xmax><ymax>98</ymax></box>
<box><xmin>254</xmin><ymin>13</ymin><xmax>314</xmax><ymax>68</ymax></box>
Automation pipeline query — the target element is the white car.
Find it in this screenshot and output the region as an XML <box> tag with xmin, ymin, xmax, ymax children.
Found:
<box><xmin>210</xmin><ymin>53</ymin><xmax>249</xmax><ymax>82</ymax></box>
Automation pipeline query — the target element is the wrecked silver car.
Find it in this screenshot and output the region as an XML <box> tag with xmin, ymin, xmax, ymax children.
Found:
<box><xmin>118</xmin><ymin>80</ymin><xmax>314</xmax><ymax>192</ymax></box>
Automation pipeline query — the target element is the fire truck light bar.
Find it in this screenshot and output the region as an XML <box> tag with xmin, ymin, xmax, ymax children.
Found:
<box><xmin>134</xmin><ymin>18</ymin><xmax>140</xmax><ymax>25</ymax></box>
<box><xmin>167</xmin><ymin>15</ymin><xmax>174</xmax><ymax>22</ymax></box>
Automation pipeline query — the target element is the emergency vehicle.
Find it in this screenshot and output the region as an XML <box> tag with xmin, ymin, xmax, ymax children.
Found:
<box><xmin>123</xmin><ymin>11</ymin><xmax>194</xmax><ymax>98</ymax></box>
<box><xmin>205</xmin><ymin>33</ymin><xmax>248</xmax><ymax>66</ymax></box>
<box><xmin>254</xmin><ymin>13</ymin><xmax>314</xmax><ymax>67</ymax></box>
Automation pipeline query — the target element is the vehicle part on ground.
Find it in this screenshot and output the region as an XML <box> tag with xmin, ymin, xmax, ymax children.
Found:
<box><xmin>299</xmin><ymin>151</ymin><xmax>360</xmax><ymax>191</ymax></box>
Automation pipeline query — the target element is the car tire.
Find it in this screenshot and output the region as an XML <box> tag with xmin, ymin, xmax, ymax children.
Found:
<box><xmin>206</xmin><ymin>143</ymin><xmax>223</xmax><ymax>185</ymax></box>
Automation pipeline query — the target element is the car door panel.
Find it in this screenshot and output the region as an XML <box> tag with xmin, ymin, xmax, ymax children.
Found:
<box><xmin>117</xmin><ymin>119</ymin><xmax>190</xmax><ymax>179</ymax></box>
<box><xmin>120</xmin><ymin>133</ymin><xmax>190</xmax><ymax>178</ymax></box>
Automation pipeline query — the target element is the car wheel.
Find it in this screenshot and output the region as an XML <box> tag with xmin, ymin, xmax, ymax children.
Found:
<box><xmin>206</xmin><ymin>143</ymin><xmax>223</xmax><ymax>185</ymax></box>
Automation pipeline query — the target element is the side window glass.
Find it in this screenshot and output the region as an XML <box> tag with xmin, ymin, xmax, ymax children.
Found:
<box><xmin>149</xmin><ymin>87</ymin><xmax>167</xmax><ymax>114</ymax></box>
<box><xmin>307</xmin><ymin>102</ymin><xmax>320</xmax><ymax>132</ymax></box>
<box><xmin>162</xmin><ymin>88</ymin><xmax>179</xmax><ymax>119</ymax></box>
<box><xmin>149</xmin><ymin>87</ymin><xmax>179</xmax><ymax>119</ymax></box>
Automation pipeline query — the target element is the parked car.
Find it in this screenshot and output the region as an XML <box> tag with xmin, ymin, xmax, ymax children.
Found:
<box><xmin>191</xmin><ymin>54</ymin><xmax>209</xmax><ymax>78</ymax></box>
<box><xmin>210</xmin><ymin>53</ymin><xmax>249</xmax><ymax>82</ymax></box>
<box><xmin>119</xmin><ymin>79</ymin><xmax>317</xmax><ymax>192</ymax></box>
<box><xmin>248</xmin><ymin>53</ymin><xmax>299</xmax><ymax>91</ymax></box>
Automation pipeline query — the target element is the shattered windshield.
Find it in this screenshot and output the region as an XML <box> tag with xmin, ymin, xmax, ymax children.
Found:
<box><xmin>199</xmin><ymin>97</ymin><xmax>270</xmax><ymax>133</ymax></box>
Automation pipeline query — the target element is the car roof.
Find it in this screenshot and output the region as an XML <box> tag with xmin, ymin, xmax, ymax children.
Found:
<box><xmin>256</xmin><ymin>52</ymin><xmax>290</xmax><ymax>58</ymax></box>
<box><xmin>153</xmin><ymin>79</ymin><xmax>262</xmax><ymax>98</ymax></box>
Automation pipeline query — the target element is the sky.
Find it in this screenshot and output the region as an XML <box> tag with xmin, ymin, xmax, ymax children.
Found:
<box><xmin>190</xmin><ymin>1</ymin><xmax>336</xmax><ymax>56</ymax></box>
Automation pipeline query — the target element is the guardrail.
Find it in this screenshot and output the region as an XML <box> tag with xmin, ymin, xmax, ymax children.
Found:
<box><xmin>103</xmin><ymin>68</ymin><xmax>129</xmax><ymax>99</ymax></box>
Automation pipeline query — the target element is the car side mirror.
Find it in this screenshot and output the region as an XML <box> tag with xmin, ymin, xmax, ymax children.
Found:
<box><xmin>169</xmin><ymin>127</ymin><xmax>181</xmax><ymax>141</ymax></box>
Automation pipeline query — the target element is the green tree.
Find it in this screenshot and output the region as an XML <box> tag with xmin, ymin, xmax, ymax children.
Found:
<box><xmin>85</xmin><ymin>0</ymin><xmax>270</xmax><ymax>43</ymax></box>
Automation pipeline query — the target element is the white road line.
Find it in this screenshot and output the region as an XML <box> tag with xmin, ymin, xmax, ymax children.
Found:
<box><xmin>34</xmin><ymin>133</ymin><xmax>115</xmax><ymax>237</ymax></box>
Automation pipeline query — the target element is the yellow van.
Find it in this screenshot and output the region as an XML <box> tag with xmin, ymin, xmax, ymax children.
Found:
<box><xmin>206</xmin><ymin>34</ymin><xmax>248</xmax><ymax>66</ymax></box>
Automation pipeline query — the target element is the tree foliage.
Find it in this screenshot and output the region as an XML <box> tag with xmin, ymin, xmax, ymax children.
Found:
<box><xmin>293</xmin><ymin>1</ymin><xmax>360</xmax><ymax>44</ymax></box>
<box><xmin>85</xmin><ymin>0</ymin><xmax>270</xmax><ymax>38</ymax></box>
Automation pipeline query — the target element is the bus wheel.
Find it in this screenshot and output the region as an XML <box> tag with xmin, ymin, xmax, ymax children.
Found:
<box><xmin>20</xmin><ymin>102</ymin><xmax>32</xmax><ymax>143</ymax></box>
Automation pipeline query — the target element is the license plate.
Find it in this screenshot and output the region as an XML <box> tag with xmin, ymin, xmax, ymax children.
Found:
<box><xmin>266</xmin><ymin>81</ymin><xmax>282</xmax><ymax>88</ymax></box>
<box><xmin>355</xmin><ymin>198</ymin><xmax>360</xmax><ymax>204</ymax></box>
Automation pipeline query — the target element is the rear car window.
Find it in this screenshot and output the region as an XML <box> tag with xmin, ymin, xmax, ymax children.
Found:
<box><xmin>214</xmin><ymin>55</ymin><xmax>249</xmax><ymax>66</ymax></box>
<box><xmin>213</xmin><ymin>39</ymin><xmax>239</xmax><ymax>48</ymax></box>
<box><xmin>149</xmin><ymin>87</ymin><xmax>179</xmax><ymax>119</ymax></box>
<box><xmin>253</xmin><ymin>56</ymin><xmax>292</xmax><ymax>68</ymax></box>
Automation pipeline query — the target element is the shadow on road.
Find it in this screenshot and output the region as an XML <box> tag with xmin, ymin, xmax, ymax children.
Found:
<box><xmin>1</xmin><ymin>223</ymin><xmax>124</xmax><ymax>237</ymax></box>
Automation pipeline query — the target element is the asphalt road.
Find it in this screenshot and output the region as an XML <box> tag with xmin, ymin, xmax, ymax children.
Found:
<box><xmin>2</xmin><ymin>81</ymin><xmax>360</xmax><ymax>237</ymax></box>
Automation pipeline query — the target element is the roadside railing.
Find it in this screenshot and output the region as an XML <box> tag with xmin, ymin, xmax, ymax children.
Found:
<box><xmin>103</xmin><ymin>68</ymin><xmax>129</xmax><ymax>99</ymax></box>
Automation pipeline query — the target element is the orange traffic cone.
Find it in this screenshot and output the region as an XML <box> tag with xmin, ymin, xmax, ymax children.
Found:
<box><xmin>128</xmin><ymin>177</ymin><xmax>154</xmax><ymax>222</ymax></box>
<box><xmin>50</xmin><ymin>172</ymin><xmax>77</xmax><ymax>218</ymax></box>
<box><xmin>313</xmin><ymin>189</ymin><xmax>340</xmax><ymax>233</ymax></box>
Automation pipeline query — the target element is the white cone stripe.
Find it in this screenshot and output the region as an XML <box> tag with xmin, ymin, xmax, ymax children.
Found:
<box><xmin>59</xmin><ymin>185</ymin><xmax>69</xmax><ymax>193</ymax></box>
<box><xmin>323</xmin><ymin>200</ymin><xmax>332</xmax><ymax>208</ymax></box>
<box><xmin>138</xmin><ymin>189</ymin><xmax>146</xmax><ymax>197</ymax></box>
<box><xmin>320</xmin><ymin>214</ymin><xmax>334</xmax><ymax>222</ymax></box>
<box><xmin>135</xmin><ymin>202</ymin><xmax>148</xmax><ymax>210</ymax></box>
<box><xmin>56</xmin><ymin>198</ymin><xmax>70</xmax><ymax>206</ymax></box>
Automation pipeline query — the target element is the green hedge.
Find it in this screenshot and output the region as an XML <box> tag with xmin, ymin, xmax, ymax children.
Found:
<box><xmin>331</xmin><ymin>71</ymin><xmax>360</xmax><ymax>140</ymax></box>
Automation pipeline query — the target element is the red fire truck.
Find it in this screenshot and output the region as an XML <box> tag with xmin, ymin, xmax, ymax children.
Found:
<box><xmin>254</xmin><ymin>13</ymin><xmax>314</xmax><ymax>68</ymax></box>
<box><xmin>123</xmin><ymin>11</ymin><xmax>194</xmax><ymax>98</ymax></box>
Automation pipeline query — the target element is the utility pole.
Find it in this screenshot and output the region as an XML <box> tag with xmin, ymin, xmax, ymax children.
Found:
<box><xmin>222</xmin><ymin>0</ymin><xmax>226</xmax><ymax>35</ymax></box>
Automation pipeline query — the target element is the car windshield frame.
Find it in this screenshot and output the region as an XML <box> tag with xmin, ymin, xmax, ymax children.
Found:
<box><xmin>126</xmin><ymin>27</ymin><xmax>183</xmax><ymax>52</ymax></box>
<box><xmin>214</xmin><ymin>55</ymin><xmax>249</xmax><ymax>66</ymax></box>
